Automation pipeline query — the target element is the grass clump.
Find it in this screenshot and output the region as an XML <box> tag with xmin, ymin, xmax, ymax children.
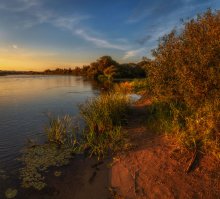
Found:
<box><xmin>45</xmin><ymin>115</ymin><xmax>78</xmax><ymax>146</ymax></box>
<box><xmin>147</xmin><ymin>101</ymin><xmax>220</xmax><ymax>158</ymax></box>
<box><xmin>80</xmin><ymin>92</ymin><xmax>130</xmax><ymax>158</ymax></box>
<box><xmin>19</xmin><ymin>115</ymin><xmax>78</xmax><ymax>190</ymax></box>
<box><xmin>80</xmin><ymin>92</ymin><xmax>130</xmax><ymax>133</ymax></box>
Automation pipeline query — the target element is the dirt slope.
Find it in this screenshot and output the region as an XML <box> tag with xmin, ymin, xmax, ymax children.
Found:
<box><xmin>111</xmin><ymin>100</ymin><xmax>220</xmax><ymax>199</ymax></box>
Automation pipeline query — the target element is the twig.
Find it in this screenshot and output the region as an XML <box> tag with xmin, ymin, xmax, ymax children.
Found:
<box><xmin>185</xmin><ymin>148</ymin><xmax>198</xmax><ymax>173</ymax></box>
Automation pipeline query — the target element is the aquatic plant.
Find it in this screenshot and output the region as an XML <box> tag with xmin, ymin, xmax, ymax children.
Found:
<box><xmin>5</xmin><ymin>188</ymin><xmax>17</xmax><ymax>199</ymax></box>
<box><xmin>54</xmin><ymin>171</ymin><xmax>62</xmax><ymax>177</ymax></box>
<box><xmin>0</xmin><ymin>169</ymin><xmax>8</xmax><ymax>180</ymax></box>
<box><xmin>45</xmin><ymin>115</ymin><xmax>78</xmax><ymax>145</ymax></box>
<box><xmin>19</xmin><ymin>143</ymin><xmax>74</xmax><ymax>190</ymax></box>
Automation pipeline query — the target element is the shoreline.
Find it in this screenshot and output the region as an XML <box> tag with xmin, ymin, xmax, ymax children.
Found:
<box><xmin>8</xmin><ymin>98</ymin><xmax>220</xmax><ymax>199</ymax></box>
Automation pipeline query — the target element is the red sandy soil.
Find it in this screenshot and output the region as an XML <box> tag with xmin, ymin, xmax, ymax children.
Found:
<box><xmin>111</xmin><ymin>100</ymin><xmax>220</xmax><ymax>199</ymax></box>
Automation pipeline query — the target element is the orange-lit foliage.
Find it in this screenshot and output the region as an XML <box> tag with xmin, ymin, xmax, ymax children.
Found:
<box><xmin>146</xmin><ymin>10</ymin><xmax>220</xmax><ymax>157</ymax></box>
<box><xmin>148</xmin><ymin>9</ymin><xmax>220</xmax><ymax>107</ymax></box>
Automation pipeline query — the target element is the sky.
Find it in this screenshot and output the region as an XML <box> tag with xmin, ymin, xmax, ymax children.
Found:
<box><xmin>0</xmin><ymin>0</ymin><xmax>219</xmax><ymax>71</ymax></box>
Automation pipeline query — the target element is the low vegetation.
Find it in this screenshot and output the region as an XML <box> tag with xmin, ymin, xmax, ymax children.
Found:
<box><xmin>80</xmin><ymin>92</ymin><xmax>131</xmax><ymax>158</ymax></box>
<box><xmin>45</xmin><ymin>115</ymin><xmax>79</xmax><ymax>146</ymax></box>
<box><xmin>19</xmin><ymin>115</ymin><xmax>78</xmax><ymax>190</ymax></box>
<box><xmin>19</xmin><ymin>93</ymin><xmax>131</xmax><ymax>189</ymax></box>
<box><xmin>4</xmin><ymin>188</ymin><xmax>17</xmax><ymax>199</ymax></box>
<box><xmin>114</xmin><ymin>79</ymin><xmax>148</xmax><ymax>94</ymax></box>
<box><xmin>19</xmin><ymin>142</ymin><xmax>75</xmax><ymax>190</ymax></box>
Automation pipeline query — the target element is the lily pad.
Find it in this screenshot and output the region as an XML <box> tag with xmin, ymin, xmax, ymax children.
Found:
<box><xmin>54</xmin><ymin>171</ymin><xmax>62</xmax><ymax>177</ymax></box>
<box><xmin>5</xmin><ymin>188</ymin><xmax>18</xmax><ymax>199</ymax></box>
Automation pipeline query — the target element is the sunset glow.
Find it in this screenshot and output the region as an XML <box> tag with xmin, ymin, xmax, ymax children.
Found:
<box><xmin>0</xmin><ymin>0</ymin><xmax>219</xmax><ymax>71</ymax></box>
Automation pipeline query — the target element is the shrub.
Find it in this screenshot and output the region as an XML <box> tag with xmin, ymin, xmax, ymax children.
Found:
<box><xmin>145</xmin><ymin>10</ymin><xmax>220</xmax><ymax>157</ymax></box>
<box><xmin>114</xmin><ymin>82</ymin><xmax>133</xmax><ymax>94</ymax></box>
<box><xmin>147</xmin><ymin>10</ymin><xmax>220</xmax><ymax>107</ymax></box>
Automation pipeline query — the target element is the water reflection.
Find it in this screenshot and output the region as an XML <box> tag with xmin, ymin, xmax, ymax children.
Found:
<box><xmin>0</xmin><ymin>75</ymin><xmax>98</xmax><ymax>171</ymax></box>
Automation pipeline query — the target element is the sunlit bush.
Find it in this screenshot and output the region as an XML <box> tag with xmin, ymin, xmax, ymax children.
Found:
<box><xmin>146</xmin><ymin>10</ymin><xmax>220</xmax><ymax>157</ymax></box>
<box><xmin>147</xmin><ymin>10</ymin><xmax>220</xmax><ymax>107</ymax></box>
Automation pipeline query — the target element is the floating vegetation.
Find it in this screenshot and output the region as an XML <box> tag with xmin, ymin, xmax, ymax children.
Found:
<box><xmin>54</xmin><ymin>171</ymin><xmax>62</xmax><ymax>177</ymax></box>
<box><xmin>5</xmin><ymin>188</ymin><xmax>18</xmax><ymax>199</ymax></box>
<box><xmin>19</xmin><ymin>143</ymin><xmax>74</xmax><ymax>190</ymax></box>
<box><xmin>0</xmin><ymin>169</ymin><xmax>8</xmax><ymax>180</ymax></box>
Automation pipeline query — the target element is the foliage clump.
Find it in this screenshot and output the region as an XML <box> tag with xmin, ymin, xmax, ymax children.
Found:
<box><xmin>80</xmin><ymin>92</ymin><xmax>130</xmax><ymax>158</ymax></box>
<box><xmin>146</xmin><ymin>10</ymin><xmax>220</xmax><ymax>157</ymax></box>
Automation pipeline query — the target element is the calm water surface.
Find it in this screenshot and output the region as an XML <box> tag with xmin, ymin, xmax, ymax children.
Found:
<box><xmin>0</xmin><ymin>75</ymin><xmax>99</xmax><ymax>172</ymax></box>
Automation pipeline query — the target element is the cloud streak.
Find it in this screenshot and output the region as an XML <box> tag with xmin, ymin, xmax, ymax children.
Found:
<box><xmin>123</xmin><ymin>48</ymin><xmax>146</xmax><ymax>59</ymax></box>
<box><xmin>0</xmin><ymin>0</ymin><xmax>40</xmax><ymax>12</ymax></box>
<box><xmin>0</xmin><ymin>0</ymin><xmax>129</xmax><ymax>51</ymax></box>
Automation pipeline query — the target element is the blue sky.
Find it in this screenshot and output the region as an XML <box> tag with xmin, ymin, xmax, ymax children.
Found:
<box><xmin>0</xmin><ymin>0</ymin><xmax>219</xmax><ymax>71</ymax></box>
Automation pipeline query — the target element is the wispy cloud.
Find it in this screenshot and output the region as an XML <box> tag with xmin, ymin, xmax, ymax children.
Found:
<box><xmin>12</xmin><ymin>44</ymin><xmax>18</xmax><ymax>49</ymax></box>
<box><xmin>75</xmin><ymin>29</ymin><xmax>127</xmax><ymax>50</ymax></box>
<box><xmin>46</xmin><ymin>15</ymin><xmax>129</xmax><ymax>50</ymax></box>
<box><xmin>41</xmin><ymin>13</ymin><xmax>128</xmax><ymax>50</ymax></box>
<box><xmin>0</xmin><ymin>0</ymin><xmax>129</xmax><ymax>51</ymax></box>
<box><xmin>0</xmin><ymin>0</ymin><xmax>40</xmax><ymax>12</ymax></box>
<box><xmin>123</xmin><ymin>48</ymin><xmax>146</xmax><ymax>59</ymax></box>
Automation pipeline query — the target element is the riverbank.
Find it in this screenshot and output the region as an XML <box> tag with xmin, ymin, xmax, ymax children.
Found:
<box><xmin>8</xmin><ymin>97</ymin><xmax>219</xmax><ymax>199</ymax></box>
<box><xmin>111</xmin><ymin>98</ymin><xmax>220</xmax><ymax>199</ymax></box>
<box><xmin>12</xmin><ymin>155</ymin><xmax>111</xmax><ymax>199</ymax></box>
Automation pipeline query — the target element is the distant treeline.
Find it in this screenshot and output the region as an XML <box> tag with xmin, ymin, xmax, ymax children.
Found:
<box><xmin>0</xmin><ymin>70</ymin><xmax>42</xmax><ymax>76</ymax></box>
<box><xmin>44</xmin><ymin>56</ymin><xmax>150</xmax><ymax>80</ymax></box>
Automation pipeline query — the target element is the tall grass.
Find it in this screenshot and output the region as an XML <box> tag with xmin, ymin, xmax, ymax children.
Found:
<box><xmin>80</xmin><ymin>92</ymin><xmax>130</xmax><ymax>133</ymax></box>
<box><xmin>45</xmin><ymin>115</ymin><xmax>80</xmax><ymax>147</ymax></box>
<box><xmin>80</xmin><ymin>92</ymin><xmax>130</xmax><ymax>158</ymax></box>
<box><xmin>146</xmin><ymin>100</ymin><xmax>220</xmax><ymax>158</ymax></box>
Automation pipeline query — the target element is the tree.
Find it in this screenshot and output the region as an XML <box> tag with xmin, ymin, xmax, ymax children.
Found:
<box><xmin>147</xmin><ymin>9</ymin><xmax>220</xmax><ymax>107</ymax></box>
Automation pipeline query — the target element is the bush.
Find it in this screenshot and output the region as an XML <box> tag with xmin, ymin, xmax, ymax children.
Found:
<box><xmin>146</xmin><ymin>10</ymin><xmax>220</xmax><ymax>157</ymax></box>
<box><xmin>147</xmin><ymin>10</ymin><xmax>220</xmax><ymax>107</ymax></box>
